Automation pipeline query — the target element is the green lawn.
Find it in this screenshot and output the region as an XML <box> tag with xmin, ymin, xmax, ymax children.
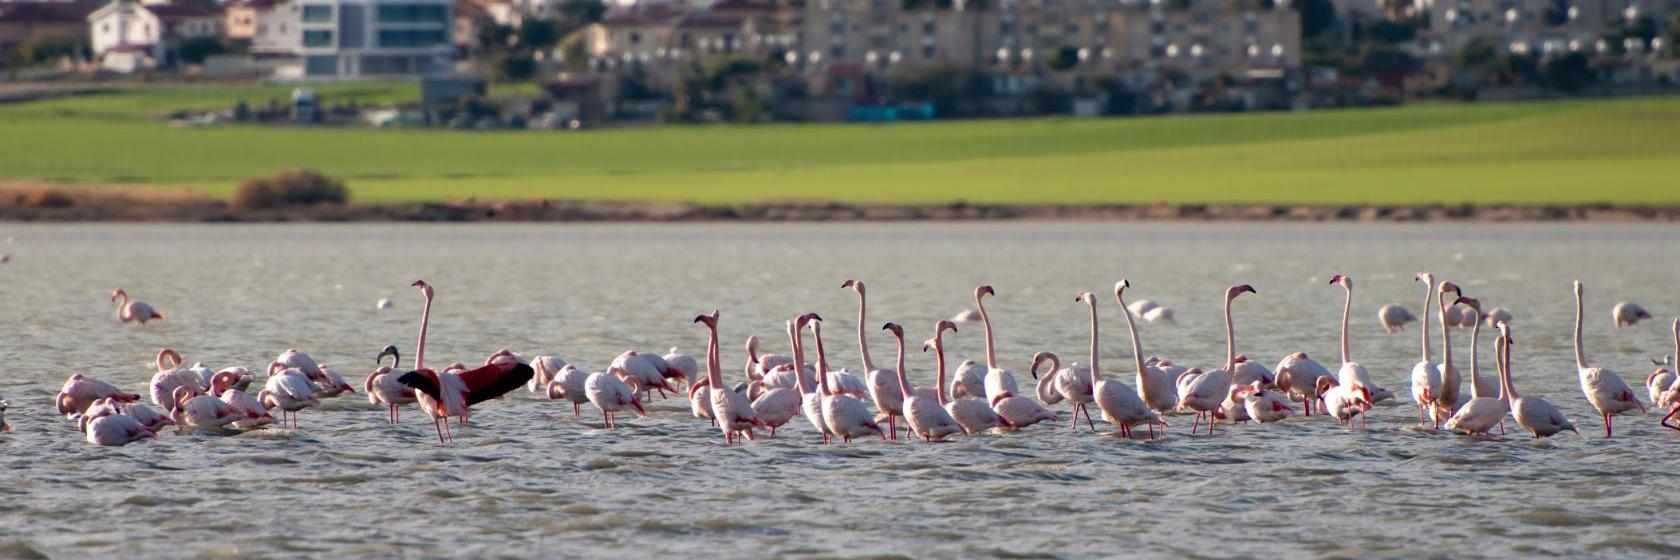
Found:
<box><xmin>2</xmin><ymin>83</ymin><xmax>1676</xmax><ymax>205</ymax></box>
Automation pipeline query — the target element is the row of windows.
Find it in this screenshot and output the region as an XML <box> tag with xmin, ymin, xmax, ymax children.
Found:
<box><xmin>301</xmin><ymin>5</ymin><xmax>333</xmax><ymax>22</ymax></box>
<box><xmin>303</xmin><ymin>29</ymin><xmax>334</xmax><ymax>47</ymax></box>
<box><xmin>377</xmin><ymin>29</ymin><xmax>447</xmax><ymax>48</ymax></box>
<box><xmin>376</xmin><ymin>4</ymin><xmax>447</xmax><ymax>24</ymax></box>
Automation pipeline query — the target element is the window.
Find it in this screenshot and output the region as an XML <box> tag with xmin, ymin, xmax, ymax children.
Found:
<box><xmin>922</xmin><ymin>21</ymin><xmax>934</xmax><ymax>33</ymax></box>
<box><xmin>305</xmin><ymin>55</ymin><xmax>337</xmax><ymax>76</ymax></box>
<box><xmin>629</xmin><ymin>31</ymin><xmax>641</xmax><ymax>44</ymax></box>
<box><xmin>376</xmin><ymin>4</ymin><xmax>447</xmax><ymax>23</ymax></box>
<box><xmin>301</xmin><ymin>5</ymin><xmax>332</xmax><ymax>22</ymax></box>
<box><xmin>923</xmin><ymin>46</ymin><xmax>936</xmax><ymax>59</ymax></box>
<box><xmin>829</xmin><ymin>45</ymin><xmax>845</xmax><ymax>60</ymax></box>
<box><xmin>304</xmin><ymin>30</ymin><xmax>333</xmax><ymax>47</ymax></box>
<box><xmin>377</xmin><ymin>29</ymin><xmax>447</xmax><ymax>48</ymax></box>
<box><xmin>101</xmin><ymin>23</ymin><xmax>109</xmax><ymax>33</ymax></box>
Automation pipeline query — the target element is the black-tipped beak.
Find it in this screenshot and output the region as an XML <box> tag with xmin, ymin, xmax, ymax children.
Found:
<box><xmin>376</xmin><ymin>345</ymin><xmax>399</xmax><ymax>365</ymax></box>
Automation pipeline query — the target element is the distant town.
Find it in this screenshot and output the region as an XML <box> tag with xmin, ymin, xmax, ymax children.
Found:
<box><xmin>1</xmin><ymin>0</ymin><xmax>1677</xmax><ymax>127</ymax></box>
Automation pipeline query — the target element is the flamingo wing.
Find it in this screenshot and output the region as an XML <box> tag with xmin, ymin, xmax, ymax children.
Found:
<box><xmin>458</xmin><ymin>362</ymin><xmax>534</xmax><ymax>406</ymax></box>
<box><xmin>397</xmin><ymin>369</ymin><xmax>443</xmax><ymax>402</ymax></box>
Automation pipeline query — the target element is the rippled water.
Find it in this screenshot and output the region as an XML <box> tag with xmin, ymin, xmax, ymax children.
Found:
<box><xmin>2</xmin><ymin>223</ymin><xmax>1678</xmax><ymax>559</ymax></box>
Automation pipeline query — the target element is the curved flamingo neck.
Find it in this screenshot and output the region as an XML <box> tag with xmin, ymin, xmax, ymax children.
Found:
<box><xmin>892</xmin><ymin>331</ymin><xmax>912</xmax><ymax>399</ymax></box>
<box><xmin>1572</xmin><ymin>286</ymin><xmax>1587</xmax><ymax>369</ymax></box>
<box><xmin>854</xmin><ymin>291</ymin><xmax>875</xmax><ymax>372</ymax></box>
<box><xmin>1468</xmin><ymin>312</ymin><xmax>1484</xmax><ymax>398</ymax></box>
<box><xmin>1498</xmin><ymin>331</ymin><xmax>1518</xmax><ymax>400</ymax></box>
<box><xmin>933</xmin><ymin>339</ymin><xmax>950</xmax><ymax>406</ymax></box>
<box><xmin>1438</xmin><ymin>290</ymin><xmax>1453</xmax><ymax>372</ymax></box>
<box><xmin>1116</xmin><ymin>291</ymin><xmax>1147</xmax><ymax>381</ymax></box>
<box><xmin>788</xmin><ymin>322</ymin><xmax>812</xmax><ymax>395</ymax></box>
<box><xmin>1672</xmin><ymin>320</ymin><xmax>1679</xmax><ymax>375</ymax></box>
<box><xmin>1223</xmin><ymin>291</ymin><xmax>1237</xmax><ymax>372</ymax></box>
<box><xmin>704</xmin><ymin>323</ymin><xmax>723</xmax><ymax>389</ymax></box>
<box><xmin>1085</xmin><ymin>298</ymin><xmax>1102</xmax><ymax>382</ymax></box>
<box><xmin>415</xmin><ymin>290</ymin><xmax>433</xmax><ymax>371</ymax></box>
<box><xmin>812</xmin><ymin>323</ymin><xmax>831</xmax><ymax>396</ymax></box>
<box><xmin>977</xmin><ymin>292</ymin><xmax>998</xmax><ymax>369</ymax></box>
<box><xmin>1339</xmin><ymin>283</ymin><xmax>1353</xmax><ymax>364</ymax></box>
<box><xmin>746</xmin><ymin>337</ymin><xmax>759</xmax><ymax>365</ymax></box>
<box><xmin>1418</xmin><ymin>274</ymin><xmax>1433</xmax><ymax>363</ymax></box>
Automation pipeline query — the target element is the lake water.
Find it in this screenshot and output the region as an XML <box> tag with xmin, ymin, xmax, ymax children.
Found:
<box><xmin>2</xmin><ymin>223</ymin><xmax>1678</xmax><ymax>559</ymax></box>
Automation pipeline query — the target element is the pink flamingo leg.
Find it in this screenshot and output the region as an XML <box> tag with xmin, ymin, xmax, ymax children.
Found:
<box><xmin>1661</xmin><ymin>408</ymin><xmax>1680</xmax><ymax>431</ymax></box>
<box><xmin>1604</xmin><ymin>413</ymin><xmax>1612</xmax><ymax>438</ymax></box>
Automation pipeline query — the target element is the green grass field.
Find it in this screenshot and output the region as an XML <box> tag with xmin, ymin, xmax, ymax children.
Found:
<box><xmin>2</xmin><ymin>82</ymin><xmax>1676</xmax><ymax>205</ymax></box>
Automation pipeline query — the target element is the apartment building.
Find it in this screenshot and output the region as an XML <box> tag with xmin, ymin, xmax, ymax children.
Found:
<box><xmin>1419</xmin><ymin>0</ymin><xmax>1677</xmax><ymax>58</ymax></box>
<box><xmin>257</xmin><ymin>0</ymin><xmax>454</xmax><ymax>78</ymax></box>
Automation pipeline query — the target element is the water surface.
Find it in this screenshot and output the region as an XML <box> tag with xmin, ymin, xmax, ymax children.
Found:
<box><xmin>1</xmin><ymin>223</ymin><xmax>1677</xmax><ymax>559</ymax></box>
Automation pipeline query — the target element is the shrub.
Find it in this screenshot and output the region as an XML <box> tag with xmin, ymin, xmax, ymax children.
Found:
<box><xmin>234</xmin><ymin>169</ymin><xmax>348</xmax><ymax>209</ymax></box>
<box><xmin>18</xmin><ymin>188</ymin><xmax>75</xmax><ymax>208</ymax></box>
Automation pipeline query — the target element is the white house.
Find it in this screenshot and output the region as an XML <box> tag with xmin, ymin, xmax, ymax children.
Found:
<box><xmin>259</xmin><ymin>0</ymin><xmax>455</xmax><ymax>79</ymax></box>
<box><xmin>88</xmin><ymin>0</ymin><xmax>223</xmax><ymax>72</ymax></box>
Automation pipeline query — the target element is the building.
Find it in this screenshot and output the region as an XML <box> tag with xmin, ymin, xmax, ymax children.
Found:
<box><xmin>1418</xmin><ymin>0</ymin><xmax>1677</xmax><ymax>60</ymax></box>
<box><xmin>0</xmin><ymin>1</ymin><xmax>96</xmax><ymax>60</ymax></box>
<box><xmin>225</xmin><ymin>0</ymin><xmax>286</xmax><ymax>41</ymax></box>
<box><xmin>256</xmin><ymin>0</ymin><xmax>455</xmax><ymax>79</ymax></box>
<box><xmin>87</xmin><ymin>0</ymin><xmax>223</xmax><ymax>72</ymax></box>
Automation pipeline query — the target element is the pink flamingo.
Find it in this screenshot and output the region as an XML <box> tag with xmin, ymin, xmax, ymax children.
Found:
<box><xmin>111</xmin><ymin>288</ymin><xmax>163</xmax><ymax>324</ymax></box>
<box><xmin>395</xmin><ymin>280</ymin><xmax>534</xmax><ymax>444</ymax></box>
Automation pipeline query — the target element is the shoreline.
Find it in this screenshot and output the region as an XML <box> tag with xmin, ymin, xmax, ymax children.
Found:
<box><xmin>4</xmin><ymin>192</ymin><xmax>1680</xmax><ymax>223</ymax></box>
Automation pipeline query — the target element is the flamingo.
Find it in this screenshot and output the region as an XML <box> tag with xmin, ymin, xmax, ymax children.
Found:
<box><xmin>182</xmin><ymin>362</ymin><xmax>215</xmax><ymax>394</ymax></box>
<box><xmin>149</xmin><ymin>348</ymin><xmax>206</xmax><ymax>409</ymax></box>
<box><xmin>0</xmin><ymin>396</ymin><xmax>9</xmax><ymax>433</ymax></box>
<box><xmin>212</xmin><ymin>370</ymin><xmax>273</xmax><ymax>429</ymax></box>
<box><xmin>529</xmin><ymin>355</ymin><xmax>569</xmax><ymax>393</ymax></box>
<box><xmin>1032</xmin><ymin>351</ymin><xmax>1094</xmax><ymax>430</ymax></box>
<box><xmin>1217</xmin><ymin>384</ymin><xmax>1252</xmax><ymax>425</ymax></box>
<box><xmin>214</xmin><ymin>367</ymin><xmax>255</xmax><ymax>392</ymax></box>
<box><xmin>546</xmin><ymin>365</ymin><xmax>591</xmax><ymax>418</ymax></box>
<box><xmin>1408</xmin><ymin>273</ymin><xmax>1443</xmax><ymax>425</ymax></box>
<box><xmin>1612</xmin><ymin>302</ymin><xmax>1652</xmax><ymax>328</ymax></box>
<box><xmin>950</xmin><ymin>309</ymin><xmax>982</xmax><ymax>323</ymax></box>
<box><xmin>1117</xmin><ymin>285</ymin><xmax>1177</xmax><ymax>417</ymax></box>
<box><xmin>1482</xmin><ymin>307</ymin><xmax>1513</xmax><ymax>327</ymax></box>
<box><xmin>1428</xmin><ymin>280</ymin><xmax>1467</xmax><ymax>427</ymax></box>
<box><xmin>110</xmin><ymin>288</ymin><xmax>163</xmax><ymax>324</ymax></box>
<box><xmin>1498</xmin><ymin>321</ymin><xmax>1577</xmax><ymax>438</ymax></box>
<box><xmin>1243</xmin><ymin>380</ymin><xmax>1294</xmax><ymax>423</ymax></box>
<box><xmin>1229</xmin><ymin>355</ymin><xmax>1274</xmax><ymax>388</ymax></box>
<box><xmin>1443</xmin><ymin>297</ymin><xmax>1507</xmax><ymax>436</ymax></box>
<box><xmin>662</xmin><ymin>348</ymin><xmax>700</xmax><ymax>389</ymax></box>
<box><xmin>811</xmin><ymin>318</ymin><xmax>884</xmax><ymax>443</ymax></box>
<box><xmin>275</xmin><ymin>349</ymin><xmax>324</xmax><ymax>380</ymax></box>
<box><xmin>169</xmin><ymin>386</ymin><xmax>241</xmax><ymax>433</ymax></box>
<box><xmin>1142</xmin><ymin>305</ymin><xmax>1175</xmax><ymax>323</ymax></box>
<box><xmin>926</xmin><ymin>317</ymin><xmax>998</xmax><ymax>435</ymax></box>
<box><xmin>696</xmin><ymin>310</ymin><xmax>763</xmax><ymax>444</ymax></box>
<box><xmin>1316</xmin><ymin>377</ymin><xmax>1366</xmax><ymax>427</ymax></box>
<box><xmin>611</xmin><ymin>351</ymin><xmax>675</xmax><ymax>401</ymax></box>
<box><xmin>313</xmin><ymin>364</ymin><xmax>357</xmax><ymax>398</ymax></box>
<box><xmin>843</xmin><ymin>279</ymin><xmax>904</xmax><ymax>439</ymax></box>
<box><xmin>1178</xmin><ymin>284</ymin><xmax>1255</xmax><ymax>434</ymax></box>
<box><xmin>1274</xmin><ymin>353</ymin><xmax>1329</xmax><ymax>416</ymax></box>
<box><xmin>82</xmin><ymin>412</ymin><xmax>154</xmax><ymax>446</ymax></box>
<box><xmin>259</xmin><ymin>361</ymin><xmax>319</xmax><ymax>428</ymax></box>
<box><xmin>973</xmin><ymin>286</ymin><xmax>1021</xmax><ymax>406</ymax></box>
<box><xmin>1573</xmin><ymin>281</ymin><xmax>1646</xmax><ymax>437</ymax></box>
<box><xmin>1127</xmin><ymin>299</ymin><xmax>1160</xmax><ymax>320</ymax></box>
<box><xmin>1377</xmin><ymin>304</ymin><xmax>1415</xmax><ymax>334</ymax></box>
<box><xmin>394</xmin><ymin>281</ymin><xmax>534</xmax><ymax>443</ymax></box>
<box><xmin>888</xmin><ymin>321</ymin><xmax>961</xmax><ymax>442</ymax></box>
<box><xmin>744</xmin><ymin>323</ymin><xmax>803</xmax><ymax>438</ymax></box>
<box><xmin>1648</xmin><ymin>319</ymin><xmax>1679</xmax><ymax>412</ymax></box>
<box><xmin>744</xmin><ymin>335</ymin><xmax>794</xmax><ymax>380</ymax></box>
<box><xmin>1457</xmin><ymin>299</ymin><xmax>1503</xmax><ymax>424</ymax></box>
<box><xmin>949</xmin><ymin>360</ymin><xmax>986</xmax><ymax>401</ymax></box>
<box><xmin>790</xmin><ymin>313</ymin><xmax>832</xmax><ymax>443</ymax></box>
<box><xmin>1328</xmin><ymin>275</ymin><xmax>1376</xmax><ymax>423</ymax></box>
<box><xmin>1086</xmin><ymin>286</ymin><xmax>1162</xmax><ymax>438</ymax></box>
<box><xmin>123</xmin><ymin>400</ymin><xmax>174</xmax><ymax>433</ymax></box>
<box><xmin>585</xmin><ymin>366</ymin><xmax>645</xmax><ymax>429</ymax></box>
<box><xmin>57</xmin><ymin>373</ymin><xmax>140</xmax><ymax>419</ymax></box>
<box><xmin>364</xmin><ymin>345</ymin><xmax>416</xmax><ymax>425</ymax></box>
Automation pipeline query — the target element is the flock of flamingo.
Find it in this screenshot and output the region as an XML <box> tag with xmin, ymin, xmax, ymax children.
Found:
<box><xmin>20</xmin><ymin>275</ymin><xmax>1680</xmax><ymax>447</ymax></box>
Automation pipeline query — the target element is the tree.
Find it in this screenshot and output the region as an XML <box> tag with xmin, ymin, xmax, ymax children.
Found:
<box><xmin>1543</xmin><ymin>52</ymin><xmax>1594</xmax><ymax>92</ymax></box>
<box><xmin>1455</xmin><ymin>36</ymin><xmax>1500</xmax><ymax>70</ymax></box>
<box><xmin>1366</xmin><ymin>21</ymin><xmax>1416</xmax><ymax>43</ymax></box>
<box><xmin>518</xmin><ymin>19</ymin><xmax>561</xmax><ymax>50</ymax></box>
<box><xmin>1669</xmin><ymin>13</ymin><xmax>1680</xmax><ymax>57</ymax></box>
<box><xmin>11</xmin><ymin>34</ymin><xmax>89</xmax><ymax>66</ymax></box>
<box><xmin>173</xmin><ymin>36</ymin><xmax>225</xmax><ymax>65</ymax></box>
<box><xmin>1048</xmin><ymin>46</ymin><xmax>1079</xmax><ymax>71</ymax></box>
<box><xmin>560</xmin><ymin>0</ymin><xmax>606</xmax><ymax>24</ymax></box>
<box><xmin>497</xmin><ymin>53</ymin><xmax>537</xmax><ymax>81</ymax></box>
<box><xmin>1297</xmin><ymin>0</ymin><xmax>1338</xmax><ymax>40</ymax></box>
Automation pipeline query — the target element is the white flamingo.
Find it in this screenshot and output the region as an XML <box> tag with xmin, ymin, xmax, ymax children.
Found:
<box><xmin>1087</xmin><ymin>286</ymin><xmax>1162</xmax><ymax>438</ymax></box>
<box><xmin>364</xmin><ymin>345</ymin><xmax>416</xmax><ymax>425</ymax></box>
<box><xmin>1408</xmin><ymin>273</ymin><xmax>1443</xmax><ymax>425</ymax></box>
<box><xmin>1648</xmin><ymin>319</ymin><xmax>1678</xmax><ymax>412</ymax></box>
<box><xmin>1612</xmin><ymin>302</ymin><xmax>1652</xmax><ymax>328</ymax></box>
<box><xmin>1482</xmin><ymin>307</ymin><xmax>1513</xmax><ymax>327</ymax></box>
<box><xmin>1243</xmin><ymin>380</ymin><xmax>1294</xmax><ymax>423</ymax></box>
<box><xmin>811</xmin><ymin>318</ymin><xmax>884</xmax><ymax>443</ymax></box>
<box><xmin>1377</xmin><ymin>303</ymin><xmax>1415</xmax><ymax>334</ymax></box>
<box><xmin>585</xmin><ymin>366</ymin><xmax>645</xmax><ymax>429</ymax></box>
<box><xmin>928</xmin><ymin>319</ymin><xmax>999</xmax><ymax>435</ymax></box>
<box><xmin>949</xmin><ymin>360</ymin><xmax>986</xmax><ymax>401</ymax></box>
<box><xmin>258</xmin><ymin>361</ymin><xmax>319</xmax><ymax>428</ymax></box>
<box><xmin>1573</xmin><ymin>281</ymin><xmax>1646</xmax><ymax>437</ymax></box>
<box><xmin>1457</xmin><ymin>299</ymin><xmax>1503</xmax><ymax>430</ymax></box>
<box><xmin>973</xmin><ymin>286</ymin><xmax>1020</xmax><ymax>406</ymax></box>
<box><xmin>1429</xmin><ymin>280</ymin><xmax>1466</xmax><ymax>427</ymax></box>
<box><xmin>212</xmin><ymin>370</ymin><xmax>273</xmax><ymax>429</ymax></box>
<box><xmin>1178</xmin><ymin>284</ymin><xmax>1255</xmax><ymax>434</ymax></box>
<box><xmin>1498</xmin><ymin>321</ymin><xmax>1577</xmax><ymax>438</ymax></box>
<box><xmin>1329</xmin><ymin>275</ymin><xmax>1376</xmax><ymax>425</ymax></box>
<box><xmin>83</xmin><ymin>413</ymin><xmax>154</xmax><ymax>446</ymax></box>
<box><xmin>843</xmin><ymin>279</ymin><xmax>904</xmax><ymax>439</ymax></box>
<box><xmin>169</xmin><ymin>386</ymin><xmax>240</xmax><ymax>433</ymax></box>
<box><xmin>110</xmin><ymin>288</ymin><xmax>163</xmax><ymax>324</ymax></box>
<box><xmin>791</xmin><ymin>313</ymin><xmax>832</xmax><ymax>443</ymax></box>
<box><xmin>1274</xmin><ymin>352</ymin><xmax>1329</xmax><ymax>416</ymax></box>
<box><xmin>661</xmin><ymin>348</ymin><xmax>699</xmax><ymax>389</ymax></box>
<box><xmin>888</xmin><ymin>321</ymin><xmax>962</xmax><ymax>442</ymax></box>
<box><xmin>546</xmin><ymin>365</ymin><xmax>591</xmax><ymax>418</ymax></box>
<box><xmin>529</xmin><ymin>355</ymin><xmax>569</xmax><ymax>393</ymax></box>
<box><xmin>57</xmin><ymin>373</ymin><xmax>140</xmax><ymax>419</ymax></box>
<box><xmin>149</xmin><ymin>348</ymin><xmax>195</xmax><ymax>409</ymax></box>
<box><xmin>1445</xmin><ymin>313</ymin><xmax>1510</xmax><ymax>437</ymax></box>
<box><xmin>744</xmin><ymin>335</ymin><xmax>794</xmax><ymax>380</ymax></box>
<box><xmin>1117</xmin><ymin>285</ymin><xmax>1178</xmax><ymax>417</ymax></box>
<box><xmin>1032</xmin><ymin>351</ymin><xmax>1093</xmax><ymax>431</ymax></box>
<box><xmin>1316</xmin><ymin>377</ymin><xmax>1366</xmax><ymax>427</ymax></box>
<box><xmin>696</xmin><ymin>310</ymin><xmax>763</xmax><ymax>444</ymax></box>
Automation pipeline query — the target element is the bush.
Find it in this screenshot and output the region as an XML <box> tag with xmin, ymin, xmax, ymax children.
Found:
<box><xmin>17</xmin><ymin>188</ymin><xmax>75</xmax><ymax>208</ymax></box>
<box><xmin>233</xmin><ymin>169</ymin><xmax>348</xmax><ymax>210</ymax></box>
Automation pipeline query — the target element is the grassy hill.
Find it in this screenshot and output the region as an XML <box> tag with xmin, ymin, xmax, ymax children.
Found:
<box><xmin>1</xmin><ymin>83</ymin><xmax>1675</xmax><ymax>205</ymax></box>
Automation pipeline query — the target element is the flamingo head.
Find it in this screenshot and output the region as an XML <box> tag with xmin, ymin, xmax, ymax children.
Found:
<box><xmin>1314</xmin><ymin>376</ymin><xmax>1338</xmax><ymax>395</ymax></box>
<box><xmin>934</xmin><ymin>319</ymin><xmax>957</xmax><ymax>338</ymax></box>
<box><xmin>975</xmin><ymin>285</ymin><xmax>995</xmax><ymax>300</ymax></box>
<box><xmin>1454</xmin><ymin>296</ymin><xmax>1482</xmax><ymax>312</ymax></box>
<box><xmin>1329</xmin><ymin>274</ymin><xmax>1350</xmax><ymax>288</ymax></box>
<box><xmin>1438</xmin><ymin>281</ymin><xmax>1462</xmax><ymax>299</ymax></box>
<box><xmin>1414</xmin><ymin>272</ymin><xmax>1433</xmax><ymax>285</ymax></box>
<box><xmin>411</xmin><ymin>280</ymin><xmax>433</xmax><ymax>299</ymax></box>
<box><xmin>1076</xmin><ymin>291</ymin><xmax>1095</xmax><ymax>305</ymax></box>
<box><xmin>1228</xmin><ymin>284</ymin><xmax>1257</xmax><ymax>299</ymax></box>
<box><xmin>1030</xmin><ymin>352</ymin><xmax>1059</xmax><ymax>380</ymax></box>
<box><xmin>795</xmin><ymin>313</ymin><xmax>821</xmax><ymax>331</ymax></box>
<box><xmin>266</xmin><ymin>361</ymin><xmax>288</xmax><ymax>377</ymax></box>
<box><xmin>377</xmin><ymin>345</ymin><xmax>400</xmax><ymax>367</ymax></box>
<box><xmin>841</xmin><ymin>279</ymin><xmax>864</xmax><ymax>295</ymax></box>
<box><xmin>693</xmin><ymin>310</ymin><xmax>720</xmax><ymax>328</ymax></box>
<box><xmin>1113</xmin><ymin>279</ymin><xmax>1131</xmax><ymax>299</ymax></box>
<box><xmin>209</xmin><ymin>371</ymin><xmax>238</xmax><ymax>395</ymax></box>
<box><xmin>881</xmin><ymin>322</ymin><xmax>903</xmax><ymax>338</ymax></box>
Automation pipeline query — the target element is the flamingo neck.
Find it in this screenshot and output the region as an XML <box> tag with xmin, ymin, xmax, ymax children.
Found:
<box><xmin>1468</xmin><ymin>315</ymin><xmax>1484</xmax><ymax>399</ymax></box>
<box><xmin>1572</xmin><ymin>286</ymin><xmax>1587</xmax><ymax>369</ymax></box>
<box><xmin>705</xmin><ymin>324</ymin><xmax>723</xmax><ymax>390</ymax></box>
<box><xmin>789</xmin><ymin>322</ymin><xmax>812</xmax><ymax>395</ymax></box>
<box><xmin>892</xmin><ymin>332</ymin><xmax>912</xmax><ymax>399</ymax></box>
<box><xmin>1498</xmin><ymin>334</ymin><xmax>1518</xmax><ymax>401</ymax></box>
<box><xmin>1339</xmin><ymin>284</ymin><xmax>1353</xmax><ymax>364</ymax></box>
<box><xmin>813</xmin><ymin>323</ymin><xmax>831</xmax><ymax>396</ymax></box>
<box><xmin>855</xmin><ymin>292</ymin><xmax>875</xmax><ymax>372</ymax></box>
<box><xmin>1117</xmin><ymin>292</ymin><xmax>1147</xmax><ymax>383</ymax></box>
<box><xmin>1438</xmin><ymin>292</ymin><xmax>1453</xmax><ymax>373</ymax></box>
<box><xmin>415</xmin><ymin>291</ymin><xmax>432</xmax><ymax>371</ymax></box>
<box><xmin>1418</xmin><ymin>276</ymin><xmax>1433</xmax><ymax>363</ymax></box>
<box><xmin>1672</xmin><ymin>320</ymin><xmax>1679</xmax><ymax>376</ymax></box>
<box><xmin>977</xmin><ymin>293</ymin><xmax>998</xmax><ymax>369</ymax></box>
<box><xmin>1086</xmin><ymin>299</ymin><xmax>1102</xmax><ymax>382</ymax></box>
<box><xmin>746</xmin><ymin>337</ymin><xmax>759</xmax><ymax>365</ymax></box>
<box><xmin>1223</xmin><ymin>292</ymin><xmax>1237</xmax><ymax>372</ymax></box>
<box><xmin>934</xmin><ymin>341</ymin><xmax>950</xmax><ymax>406</ymax></box>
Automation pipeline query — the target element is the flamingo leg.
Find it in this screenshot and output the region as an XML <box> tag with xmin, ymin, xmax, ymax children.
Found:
<box><xmin>1084</xmin><ymin>404</ymin><xmax>1096</xmax><ymax>432</ymax></box>
<box><xmin>888</xmin><ymin>415</ymin><xmax>896</xmax><ymax>440</ymax></box>
<box><xmin>432</xmin><ymin>419</ymin><xmax>446</xmax><ymax>444</ymax></box>
<box><xmin>1499</xmin><ymin>418</ymin><xmax>1506</xmax><ymax>435</ymax></box>
<box><xmin>1303</xmin><ymin>400</ymin><xmax>1311</xmax><ymax>417</ymax></box>
<box><xmin>1604</xmin><ymin>413</ymin><xmax>1612</xmax><ymax>438</ymax></box>
<box><xmin>573</xmin><ymin>402</ymin><xmax>580</xmax><ymax>417</ymax></box>
<box><xmin>1190</xmin><ymin>412</ymin><xmax>1202</xmax><ymax>434</ymax></box>
<box><xmin>769</xmin><ymin>425</ymin><xmax>777</xmax><ymax>438</ymax></box>
<box><xmin>1148</xmin><ymin>421</ymin><xmax>1156</xmax><ymax>440</ymax></box>
<box><xmin>1661</xmin><ymin>408</ymin><xmax>1680</xmax><ymax>431</ymax></box>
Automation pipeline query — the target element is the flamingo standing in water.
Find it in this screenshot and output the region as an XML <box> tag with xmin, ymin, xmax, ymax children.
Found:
<box><xmin>546</xmin><ymin>365</ymin><xmax>592</xmax><ymax>418</ymax></box>
<box><xmin>529</xmin><ymin>355</ymin><xmax>569</xmax><ymax>393</ymax></box>
<box><xmin>1572</xmin><ymin>281</ymin><xmax>1645</xmax><ymax>438</ymax></box>
<box><xmin>972</xmin><ymin>286</ymin><xmax>1020</xmax><ymax>405</ymax></box>
<box><xmin>111</xmin><ymin>289</ymin><xmax>163</xmax><ymax>324</ymax></box>
<box><xmin>747</xmin><ymin>322</ymin><xmax>803</xmax><ymax>438</ymax></box>
<box><xmin>1408</xmin><ymin>273</ymin><xmax>1443</xmax><ymax>425</ymax></box>
<box><xmin>1498</xmin><ymin>321</ymin><xmax>1577</xmax><ymax>438</ymax></box>
<box><xmin>1456</xmin><ymin>298</ymin><xmax>1504</xmax><ymax>433</ymax></box>
<box><xmin>888</xmin><ymin>321</ymin><xmax>962</xmax><ymax>442</ymax></box>
<box><xmin>1274</xmin><ymin>353</ymin><xmax>1329</xmax><ymax>416</ymax></box>
<box><xmin>83</xmin><ymin>411</ymin><xmax>154</xmax><ymax>446</ymax></box>
<box><xmin>926</xmin><ymin>318</ymin><xmax>998</xmax><ymax>435</ymax></box>
<box><xmin>259</xmin><ymin>361</ymin><xmax>319</xmax><ymax>428</ymax></box>
<box><xmin>1612</xmin><ymin>302</ymin><xmax>1652</xmax><ymax>328</ymax></box>
<box><xmin>843</xmin><ymin>280</ymin><xmax>904</xmax><ymax>439</ymax></box>
<box><xmin>364</xmin><ymin>345</ymin><xmax>416</xmax><ymax>425</ymax></box>
<box><xmin>949</xmin><ymin>360</ymin><xmax>986</xmax><ymax>401</ymax></box>
<box><xmin>1650</xmin><ymin>320</ymin><xmax>1680</xmax><ymax>423</ymax></box>
<box><xmin>149</xmin><ymin>348</ymin><xmax>196</xmax><ymax>409</ymax></box>
<box><xmin>1316</xmin><ymin>377</ymin><xmax>1366</xmax><ymax>427</ymax></box>
<box><xmin>394</xmin><ymin>280</ymin><xmax>535</xmax><ymax>443</ymax></box>
<box><xmin>169</xmin><ymin>386</ymin><xmax>241</xmax><ymax>433</ymax></box>
<box><xmin>57</xmin><ymin>373</ymin><xmax>140</xmax><ymax>419</ymax></box>
<box><xmin>1084</xmin><ymin>286</ymin><xmax>1161</xmax><ymax>439</ymax></box>
<box><xmin>811</xmin><ymin>318</ymin><xmax>884</xmax><ymax>443</ymax></box>
<box><xmin>696</xmin><ymin>310</ymin><xmax>763</xmax><ymax>444</ymax></box>
<box><xmin>790</xmin><ymin>313</ymin><xmax>832</xmax><ymax>443</ymax></box>
<box><xmin>1032</xmin><ymin>351</ymin><xmax>1093</xmax><ymax>430</ymax></box>
<box><xmin>1328</xmin><ymin>275</ymin><xmax>1376</xmax><ymax>424</ymax></box>
<box><xmin>1117</xmin><ymin>284</ymin><xmax>1178</xmax><ymax>419</ymax></box>
<box><xmin>1179</xmin><ymin>285</ymin><xmax>1255</xmax><ymax>434</ymax></box>
<box><xmin>212</xmin><ymin>370</ymin><xmax>273</xmax><ymax>429</ymax></box>
<box><xmin>1444</xmin><ymin>297</ymin><xmax>1511</xmax><ymax>436</ymax></box>
<box><xmin>1429</xmin><ymin>281</ymin><xmax>1466</xmax><ymax>428</ymax></box>
<box><xmin>585</xmin><ymin>366</ymin><xmax>645</xmax><ymax>429</ymax></box>
<box><xmin>1377</xmin><ymin>304</ymin><xmax>1416</xmax><ymax>334</ymax></box>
